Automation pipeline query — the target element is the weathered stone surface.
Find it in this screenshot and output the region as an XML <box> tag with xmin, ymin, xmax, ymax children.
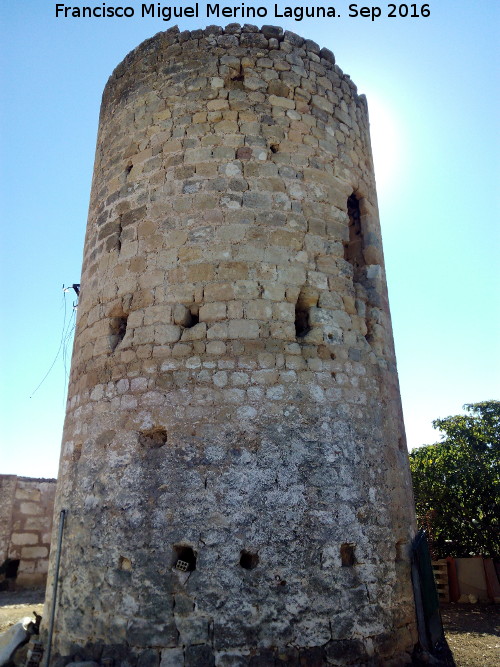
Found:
<box><xmin>137</xmin><ymin>649</ymin><xmax>161</xmax><ymax>667</ymax></box>
<box><xmin>159</xmin><ymin>648</ymin><xmax>184</xmax><ymax>667</ymax></box>
<box><xmin>185</xmin><ymin>644</ymin><xmax>215</xmax><ymax>667</ymax></box>
<box><xmin>43</xmin><ymin>25</ymin><xmax>417</xmax><ymax>666</ymax></box>
<box><xmin>0</xmin><ymin>475</ymin><xmax>56</xmax><ymax>590</ymax></box>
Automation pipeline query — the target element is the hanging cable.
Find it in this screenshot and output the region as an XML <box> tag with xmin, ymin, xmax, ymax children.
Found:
<box><xmin>29</xmin><ymin>284</ymin><xmax>79</xmax><ymax>399</ymax></box>
<box><xmin>62</xmin><ymin>309</ymin><xmax>77</xmax><ymax>404</ymax></box>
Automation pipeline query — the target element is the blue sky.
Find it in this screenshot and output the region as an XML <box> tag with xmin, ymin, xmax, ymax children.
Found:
<box><xmin>1</xmin><ymin>1</ymin><xmax>499</xmax><ymax>478</ymax></box>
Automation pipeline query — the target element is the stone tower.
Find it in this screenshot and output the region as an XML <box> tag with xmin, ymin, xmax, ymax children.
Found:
<box><xmin>45</xmin><ymin>24</ymin><xmax>417</xmax><ymax>666</ymax></box>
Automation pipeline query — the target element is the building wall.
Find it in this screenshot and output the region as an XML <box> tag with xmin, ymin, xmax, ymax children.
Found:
<box><xmin>0</xmin><ymin>475</ymin><xmax>57</xmax><ymax>589</ymax></box>
<box><xmin>45</xmin><ymin>24</ymin><xmax>417</xmax><ymax>665</ymax></box>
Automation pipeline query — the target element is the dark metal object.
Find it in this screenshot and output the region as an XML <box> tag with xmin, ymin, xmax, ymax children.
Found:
<box><xmin>44</xmin><ymin>509</ymin><xmax>66</xmax><ymax>667</ymax></box>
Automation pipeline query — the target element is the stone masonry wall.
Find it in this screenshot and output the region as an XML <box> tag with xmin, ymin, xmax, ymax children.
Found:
<box><xmin>0</xmin><ymin>475</ymin><xmax>57</xmax><ymax>589</ymax></box>
<box><xmin>45</xmin><ymin>24</ymin><xmax>417</xmax><ymax>666</ymax></box>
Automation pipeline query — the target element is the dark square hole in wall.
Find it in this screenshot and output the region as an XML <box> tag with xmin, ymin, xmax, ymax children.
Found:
<box><xmin>172</xmin><ymin>545</ymin><xmax>197</xmax><ymax>572</ymax></box>
<box><xmin>138</xmin><ymin>427</ymin><xmax>168</xmax><ymax>448</ymax></box>
<box><xmin>0</xmin><ymin>559</ymin><xmax>20</xmax><ymax>590</ymax></box>
<box><xmin>240</xmin><ymin>550</ymin><xmax>259</xmax><ymax>570</ymax></box>
<box><xmin>3</xmin><ymin>558</ymin><xmax>20</xmax><ymax>579</ymax></box>
<box><xmin>340</xmin><ymin>543</ymin><xmax>356</xmax><ymax>567</ymax></box>
<box><xmin>229</xmin><ymin>71</ymin><xmax>244</xmax><ymax>89</ymax></box>
<box><xmin>295</xmin><ymin>288</ymin><xmax>316</xmax><ymax>339</ymax></box>
<box><xmin>295</xmin><ymin>306</ymin><xmax>311</xmax><ymax>338</ymax></box>
<box><xmin>185</xmin><ymin>310</ymin><xmax>199</xmax><ymax>328</ymax></box>
<box><xmin>173</xmin><ymin>304</ymin><xmax>199</xmax><ymax>328</ymax></box>
<box><xmin>109</xmin><ymin>314</ymin><xmax>128</xmax><ymax>352</ymax></box>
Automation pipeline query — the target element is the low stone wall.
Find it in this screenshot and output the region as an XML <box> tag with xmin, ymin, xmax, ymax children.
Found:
<box><xmin>0</xmin><ymin>475</ymin><xmax>57</xmax><ymax>589</ymax></box>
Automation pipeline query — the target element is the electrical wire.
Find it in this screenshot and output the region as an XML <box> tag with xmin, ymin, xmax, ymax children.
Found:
<box><xmin>62</xmin><ymin>309</ymin><xmax>76</xmax><ymax>405</ymax></box>
<box><xmin>29</xmin><ymin>287</ymin><xmax>77</xmax><ymax>399</ymax></box>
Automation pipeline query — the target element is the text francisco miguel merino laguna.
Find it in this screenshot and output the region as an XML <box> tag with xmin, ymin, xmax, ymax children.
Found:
<box><xmin>55</xmin><ymin>3</ymin><xmax>342</xmax><ymax>21</ymax></box>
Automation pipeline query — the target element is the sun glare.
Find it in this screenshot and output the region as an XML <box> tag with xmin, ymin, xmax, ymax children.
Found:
<box><xmin>365</xmin><ymin>94</ymin><xmax>404</xmax><ymax>196</ymax></box>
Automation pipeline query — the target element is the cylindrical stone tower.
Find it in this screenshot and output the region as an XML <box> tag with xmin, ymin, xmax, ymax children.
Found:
<box><xmin>45</xmin><ymin>24</ymin><xmax>417</xmax><ymax>666</ymax></box>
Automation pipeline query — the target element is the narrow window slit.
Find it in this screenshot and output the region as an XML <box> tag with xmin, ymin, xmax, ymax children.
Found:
<box><xmin>295</xmin><ymin>287</ymin><xmax>317</xmax><ymax>339</ymax></box>
<box><xmin>117</xmin><ymin>218</ymin><xmax>123</xmax><ymax>254</ymax></box>
<box><xmin>109</xmin><ymin>313</ymin><xmax>128</xmax><ymax>352</ymax></box>
<box><xmin>340</xmin><ymin>543</ymin><xmax>356</xmax><ymax>567</ymax></box>
<box><xmin>344</xmin><ymin>194</ymin><xmax>364</xmax><ymax>274</ymax></box>
<box><xmin>364</xmin><ymin>318</ymin><xmax>373</xmax><ymax>345</ymax></box>
<box><xmin>295</xmin><ymin>305</ymin><xmax>311</xmax><ymax>338</ymax></box>
<box><xmin>345</xmin><ymin>193</ymin><xmax>374</xmax><ymax>347</ymax></box>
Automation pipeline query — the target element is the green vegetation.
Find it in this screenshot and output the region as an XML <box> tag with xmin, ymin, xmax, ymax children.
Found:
<box><xmin>409</xmin><ymin>401</ymin><xmax>500</xmax><ymax>559</ymax></box>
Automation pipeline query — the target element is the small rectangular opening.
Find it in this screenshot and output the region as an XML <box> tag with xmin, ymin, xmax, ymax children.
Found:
<box><xmin>172</xmin><ymin>545</ymin><xmax>197</xmax><ymax>572</ymax></box>
<box><xmin>109</xmin><ymin>314</ymin><xmax>128</xmax><ymax>352</ymax></box>
<box><xmin>340</xmin><ymin>543</ymin><xmax>356</xmax><ymax>567</ymax></box>
<box><xmin>344</xmin><ymin>194</ymin><xmax>364</xmax><ymax>274</ymax></box>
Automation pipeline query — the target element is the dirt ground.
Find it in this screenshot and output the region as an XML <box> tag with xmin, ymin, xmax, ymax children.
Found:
<box><xmin>0</xmin><ymin>591</ymin><xmax>498</xmax><ymax>665</ymax></box>
<box><xmin>0</xmin><ymin>588</ymin><xmax>45</xmax><ymax>633</ymax></box>
<box><xmin>440</xmin><ymin>603</ymin><xmax>499</xmax><ymax>667</ymax></box>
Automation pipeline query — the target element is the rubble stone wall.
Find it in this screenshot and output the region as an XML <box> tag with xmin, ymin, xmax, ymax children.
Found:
<box><xmin>0</xmin><ymin>475</ymin><xmax>57</xmax><ymax>589</ymax></box>
<box><xmin>45</xmin><ymin>24</ymin><xmax>417</xmax><ymax>666</ymax></box>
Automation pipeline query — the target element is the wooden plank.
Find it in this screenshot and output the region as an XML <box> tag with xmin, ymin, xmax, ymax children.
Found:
<box><xmin>432</xmin><ymin>560</ymin><xmax>450</xmax><ymax>603</ymax></box>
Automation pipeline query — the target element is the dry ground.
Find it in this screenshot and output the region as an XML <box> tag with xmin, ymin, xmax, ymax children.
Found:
<box><xmin>440</xmin><ymin>603</ymin><xmax>499</xmax><ymax>667</ymax></box>
<box><xmin>0</xmin><ymin>591</ymin><xmax>498</xmax><ymax>665</ymax></box>
<box><xmin>0</xmin><ymin>588</ymin><xmax>44</xmax><ymax>633</ymax></box>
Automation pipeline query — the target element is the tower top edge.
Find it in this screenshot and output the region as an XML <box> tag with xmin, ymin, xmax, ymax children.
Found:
<box><xmin>103</xmin><ymin>23</ymin><xmax>368</xmax><ymax>112</ymax></box>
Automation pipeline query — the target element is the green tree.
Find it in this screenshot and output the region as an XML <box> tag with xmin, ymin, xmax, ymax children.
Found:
<box><xmin>409</xmin><ymin>401</ymin><xmax>500</xmax><ymax>559</ymax></box>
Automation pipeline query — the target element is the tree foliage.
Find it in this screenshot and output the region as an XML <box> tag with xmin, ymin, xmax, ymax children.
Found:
<box><xmin>409</xmin><ymin>401</ymin><xmax>500</xmax><ymax>559</ymax></box>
